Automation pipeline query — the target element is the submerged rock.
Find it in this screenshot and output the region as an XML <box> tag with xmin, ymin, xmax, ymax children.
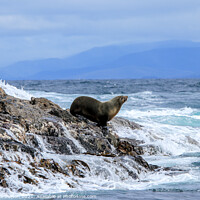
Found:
<box><xmin>0</xmin><ymin>87</ymin><xmax>178</xmax><ymax>194</ymax></box>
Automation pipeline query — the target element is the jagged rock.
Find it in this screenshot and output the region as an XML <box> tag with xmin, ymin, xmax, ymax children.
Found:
<box><xmin>0</xmin><ymin>128</ymin><xmax>13</xmax><ymax>140</ymax></box>
<box><xmin>0</xmin><ymin>90</ymin><xmax>176</xmax><ymax>193</ymax></box>
<box><xmin>22</xmin><ymin>175</ymin><xmax>38</xmax><ymax>185</ymax></box>
<box><xmin>105</xmin><ymin>130</ymin><xmax>119</xmax><ymax>147</ymax></box>
<box><xmin>30</xmin><ymin>97</ymin><xmax>62</xmax><ymax>111</ymax></box>
<box><xmin>38</xmin><ymin>159</ymin><xmax>68</xmax><ymax>175</ymax></box>
<box><xmin>0</xmin><ymin>139</ymin><xmax>37</xmax><ymax>157</ymax></box>
<box><xmin>0</xmin><ymin>167</ymin><xmax>9</xmax><ymax>188</ymax></box>
<box><xmin>0</xmin><ymin>88</ymin><xmax>6</xmax><ymax>98</ymax></box>
<box><xmin>44</xmin><ymin>136</ymin><xmax>81</xmax><ymax>154</ymax></box>
<box><xmin>140</xmin><ymin>144</ymin><xmax>161</xmax><ymax>155</ymax></box>
<box><xmin>67</xmin><ymin>160</ymin><xmax>90</xmax><ymax>178</ymax></box>
<box><xmin>49</xmin><ymin>108</ymin><xmax>73</xmax><ymax>123</ymax></box>
<box><xmin>83</xmin><ymin>152</ymin><xmax>116</xmax><ymax>157</ymax></box>
<box><xmin>78</xmin><ymin>134</ymin><xmax>112</xmax><ymax>154</ymax></box>
<box><xmin>30</xmin><ymin>97</ymin><xmax>74</xmax><ymax>123</ymax></box>
<box><xmin>186</xmin><ymin>136</ymin><xmax>200</xmax><ymax>146</ymax></box>
<box><xmin>133</xmin><ymin>155</ymin><xmax>158</xmax><ymax>171</ymax></box>
<box><xmin>117</xmin><ymin>139</ymin><xmax>144</xmax><ymax>156</ymax></box>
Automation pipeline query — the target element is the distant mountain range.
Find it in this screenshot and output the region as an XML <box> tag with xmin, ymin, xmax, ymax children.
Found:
<box><xmin>1</xmin><ymin>40</ymin><xmax>200</xmax><ymax>80</ymax></box>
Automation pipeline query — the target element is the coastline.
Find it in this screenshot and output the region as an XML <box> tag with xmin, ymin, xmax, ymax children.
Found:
<box><xmin>0</xmin><ymin>86</ymin><xmax>178</xmax><ymax>197</ymax></box>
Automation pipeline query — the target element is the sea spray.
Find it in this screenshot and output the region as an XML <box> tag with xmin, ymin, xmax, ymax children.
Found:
<box><xmin>0</xmin><ymin>80</ymin><xmax>32</xmax><ymax>100</ymax></box>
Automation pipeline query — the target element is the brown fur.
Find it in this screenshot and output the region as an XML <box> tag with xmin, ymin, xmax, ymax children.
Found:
<box><xmin>70</xmin><ymin>96</ymin><xmax>128</xmax><ymax>126</ymax></box>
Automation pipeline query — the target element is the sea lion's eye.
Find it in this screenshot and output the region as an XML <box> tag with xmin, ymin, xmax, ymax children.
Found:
<box><xmin>121</xmin><ymin>97</ymin><xmax>124</xmax><ymax>102</ymax></box>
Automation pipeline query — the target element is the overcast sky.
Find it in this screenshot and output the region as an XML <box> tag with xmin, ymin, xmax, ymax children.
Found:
<box><xmin>0</xmin><ymin>0</ymin><xmax>200</xmax><ymax>67</ymax></box>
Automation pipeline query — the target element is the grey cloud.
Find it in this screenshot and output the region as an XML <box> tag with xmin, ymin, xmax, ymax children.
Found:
<box><xmin>0</xmin><ymin>0</ymin><xmax>200</xmax><ymax>67</ymax></box>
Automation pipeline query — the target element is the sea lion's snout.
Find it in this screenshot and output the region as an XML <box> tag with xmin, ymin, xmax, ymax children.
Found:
<box><xmin>124</xmin><ymin>96</ymin><xmax>128</xmax><ymax>102</ymax></box>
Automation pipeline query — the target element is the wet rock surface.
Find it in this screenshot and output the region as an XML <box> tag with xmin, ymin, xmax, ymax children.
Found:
<box><xmin>0</xmin><ymin>87</ymin><xmax>178</xmax><ymax>193</ymax></box>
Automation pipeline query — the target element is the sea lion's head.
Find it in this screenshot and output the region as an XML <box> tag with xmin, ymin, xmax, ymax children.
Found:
<box><xmin>118</xmin><ymin>96</ymin><xmax>128</xmax><ymax>104</ymax></box>
<box><xmin>109</xmin><ymin>96</ymin><xmax>128</xmax><ymax>107</ymax></box>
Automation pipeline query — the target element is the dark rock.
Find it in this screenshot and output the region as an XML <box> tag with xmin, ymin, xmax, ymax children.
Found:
<box><xmin>0</xmin><ymin>139</ymin><xmax>37</xmax><ymax>157</ymax></box>
<box><xmin>67</xmin><ymin>160</ymin><xmax>90</xmax><ymax>178</ymax></box>
<box><xmin>23</xmin><ymin>176</ymin><xmax>38</xmax><ymax>185</ymax></box>
<box><xmin>117</xmin><ymin>139</ymin><xmax>144</xmax><ymax>156</ymax></box>
<box><xmin>49</xmin><ymin>108</ymin><xmax>74</xmax><ymax>123</ymax></box>
<box><xmin>37</xmin><ymin>159</ymin><xmax>68</xmax><ymax>175</ymax></box>
<box><xmin>140</xmin><ymin>144</ymin><xmax>161</xmax><ymax>155</ymax></box>
<box><xmin>78</xmin><ymin>134</ymin><xmax>112</xmax><ymax>154</ymax></box>
<box><xmin>30</xmin><ymin>97</ymin><xmax>61</xmax><ymax>111</ymax></box>
<box><xmin>44</xmin><ymin>136</ymin><xmax>81</xmax><ymax>154</ymax></box>
<box><xmin>0</xmin><ymin>90</ymin><xmax>175</xmax><ymax>192</ymax></box>
<box><xmin>0</xmin><ymin>88</ymin><xmax>6</xmax><ymax>98</ymax></box>
<box><xmin>0</xmin><ymin>167</ymin><xmax>10</xmax><ymax>188</ymax></box>
<box><xmin>134</xmin><ymin>155</ymin><xmax>153</xmax><ymax>170</ymax></box>
<box><xmin>72</xmin><ymin>160</ymin><xmax>90</xmax><ymax>171</ymax></box>
<box><xmin>83</xmin><ymin>152</ymin><xmax>116</xmax><ymax>157</ymax></box>
<box><xmin>105</xmin><ymin>130</ymin><xmax>119</xmax><ymax>147</ymax></box>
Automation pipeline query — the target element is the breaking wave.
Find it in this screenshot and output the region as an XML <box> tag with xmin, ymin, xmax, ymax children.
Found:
<box><xmin>0</xmin><ymin>80</ymin><xmax>32</xmax><ymax>100</ymax></box>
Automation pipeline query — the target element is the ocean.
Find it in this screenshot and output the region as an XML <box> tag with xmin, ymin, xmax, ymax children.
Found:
<box><xmin>1</xmin><ymin>79</ymin><xmax>200</xmax><ymax>200</ymax></box>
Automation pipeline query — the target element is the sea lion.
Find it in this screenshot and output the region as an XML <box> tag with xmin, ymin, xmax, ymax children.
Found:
<box><xmin>70</xmin><ymin>96</ymin><xmax>128</xmax><ymax>126</ymax></box>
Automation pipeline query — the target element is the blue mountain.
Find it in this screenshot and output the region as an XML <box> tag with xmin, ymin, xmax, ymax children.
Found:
<box><xmin>1</xmin><ymin>40</ymin><xmax>200</xmax><ymax>80</ymax></box>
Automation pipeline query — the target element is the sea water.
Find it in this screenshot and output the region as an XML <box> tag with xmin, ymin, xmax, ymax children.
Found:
<box><xmin>0</xmin><ymin>79</ymin><xmax>200</xmax><ymax>200</ymax></box>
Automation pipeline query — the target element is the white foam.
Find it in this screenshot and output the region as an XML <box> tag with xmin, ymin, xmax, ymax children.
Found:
<box><xmin>60</xmin><ymin>122</ymin><xmax>87</xmax><ymax>153</ymax></box>
<box><xmin>0</xmin><ymin>126</ymin><xmax>199</xmax><ymax>198</ymax></box>
<box><xmin>121</xmin><ymin>107</ymin><xmax>195</xmax><ymax>119</ymax></box>
<box><xmin>0</xmin><ymin>80</ymin><xmax>32</xmax><ymax>100</ymax></box>
<box><xmin>113</xmin><ymin>119</ymin><xmax>200</xmax><ymax>156</ymax></box>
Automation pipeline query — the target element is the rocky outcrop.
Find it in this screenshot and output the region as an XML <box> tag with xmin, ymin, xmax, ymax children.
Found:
<box><xmin>0</xmin><ymin>87</ymin><xmax>172</xmax><ymax>193</ymax></box>
<box><xmin>0</xmin><ymin>88</ymin><xmax>6</xmax><ymax>98</ymax></box>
